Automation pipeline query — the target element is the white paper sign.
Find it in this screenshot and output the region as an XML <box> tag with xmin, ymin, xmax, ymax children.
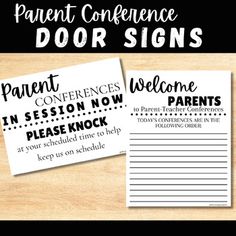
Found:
<box><xmin>0</xmin><ymin>58</ymin><xmax>126</xmax><ymax>175</ymax></box>
<box><xmin>126</xmin><ymin>71</ymin><xmax>231</xmax><ymax>207</ymax></box>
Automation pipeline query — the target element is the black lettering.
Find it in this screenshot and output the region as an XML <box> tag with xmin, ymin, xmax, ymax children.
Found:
<box><xmin>130</xmin><ymin>75</ymin><xmax>197</xmax><ymax>94</ymax></box>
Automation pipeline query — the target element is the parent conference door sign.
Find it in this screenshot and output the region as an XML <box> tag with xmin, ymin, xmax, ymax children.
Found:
<box><xmin>0</xmin><ymin>58</ymin><xmax>126</xmax><ymax>175</ymax></box>
<box><xmin>126</xmin><ymin>71</ymin><xmax>231</xmax><ymax>207</ymax></box>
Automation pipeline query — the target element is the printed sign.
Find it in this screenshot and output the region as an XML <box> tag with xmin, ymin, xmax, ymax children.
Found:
<box><xmin>0</xmin><ymin>58</ymin><xmax>126</xmax><ymax>175</ymax></box>
<box><xmin>126</xmin><ymin>71</ymin><xmax>231</xmax><ymax>207</ymax></box>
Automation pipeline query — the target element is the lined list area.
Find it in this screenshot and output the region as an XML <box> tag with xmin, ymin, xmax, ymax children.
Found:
<box><xmin>127</xmin><ymin>133</ymin><xmax>231</xmax><ymax>207</ymax></box>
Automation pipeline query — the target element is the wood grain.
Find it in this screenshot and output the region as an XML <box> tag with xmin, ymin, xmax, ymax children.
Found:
<box><xmin>0</xmin><ymin>53</ymin><xmax>235</xmax><ymax>219</ymax></box>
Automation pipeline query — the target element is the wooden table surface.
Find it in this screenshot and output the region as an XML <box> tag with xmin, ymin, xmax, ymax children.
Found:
<box><xmin>0</xmin><ymin>54</ymin><xmax>235</xmax><ymax>219</ymax></box>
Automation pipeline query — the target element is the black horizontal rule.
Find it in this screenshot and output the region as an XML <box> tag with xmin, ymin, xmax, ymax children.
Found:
<box><xmin>0</xmin><ymin>0</ymin><xmax>235</xmax><ymax>52</ymax></box>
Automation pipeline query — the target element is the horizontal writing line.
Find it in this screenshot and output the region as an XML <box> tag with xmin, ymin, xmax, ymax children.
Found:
<box><xmin>130</xmin><ymin>167</ymin><xmax>227</xmax><ymax>169</ymax></box>
<box><xmin>130</xmin><ymin>139</ymin><xmax>227</xmax><ymax>140</ymax></box>
<box><xmin>130</xmin><ymin>144</ymin><xmax>228</xmax><ymax>146</ymax></box>
<box><xmin>130</xmin><ymin>178</ymin><xmax>227</xmax><ymax>180</ymax></box>
<box><xmin>130</xmin><ymin>155</ymin><xmax>227</xmax><ymax>157</ymax></box>
<box><xmin>130</xmin><ymin>184</ymin><xmax>227</xmax><ymax>186</ymax></box>
<box><xmin>130</xmin><ymin>201</ymin><xmax>228</xmax><ymax>203</ymax></box>
<box><xmin>131</xmin><ymin>160</ymin><xmax>227</xmax><ymax>163</ymax></box>
<box><xmin>130</xmin><ymin>195</ymin><xmax>227</xmax><ymax>197</ymax></box>
<box><xmin>130</xmin><ymin>172</ymin><xmax>227</xmax><ymax>174</ymax></box>
<box><xmin>130</xmin><ymin>150</ymin><xmax>227</xmax><ymax>152</ymax></box>
<box><xmin>130</xmin><ymin>189</ymin><xmax>227</xmax><ymax>191</ymax></box>
<box><xmin>130</xmin><ymin>133</ymin><xmax>228</xmax><ymax>135</ymax></box>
